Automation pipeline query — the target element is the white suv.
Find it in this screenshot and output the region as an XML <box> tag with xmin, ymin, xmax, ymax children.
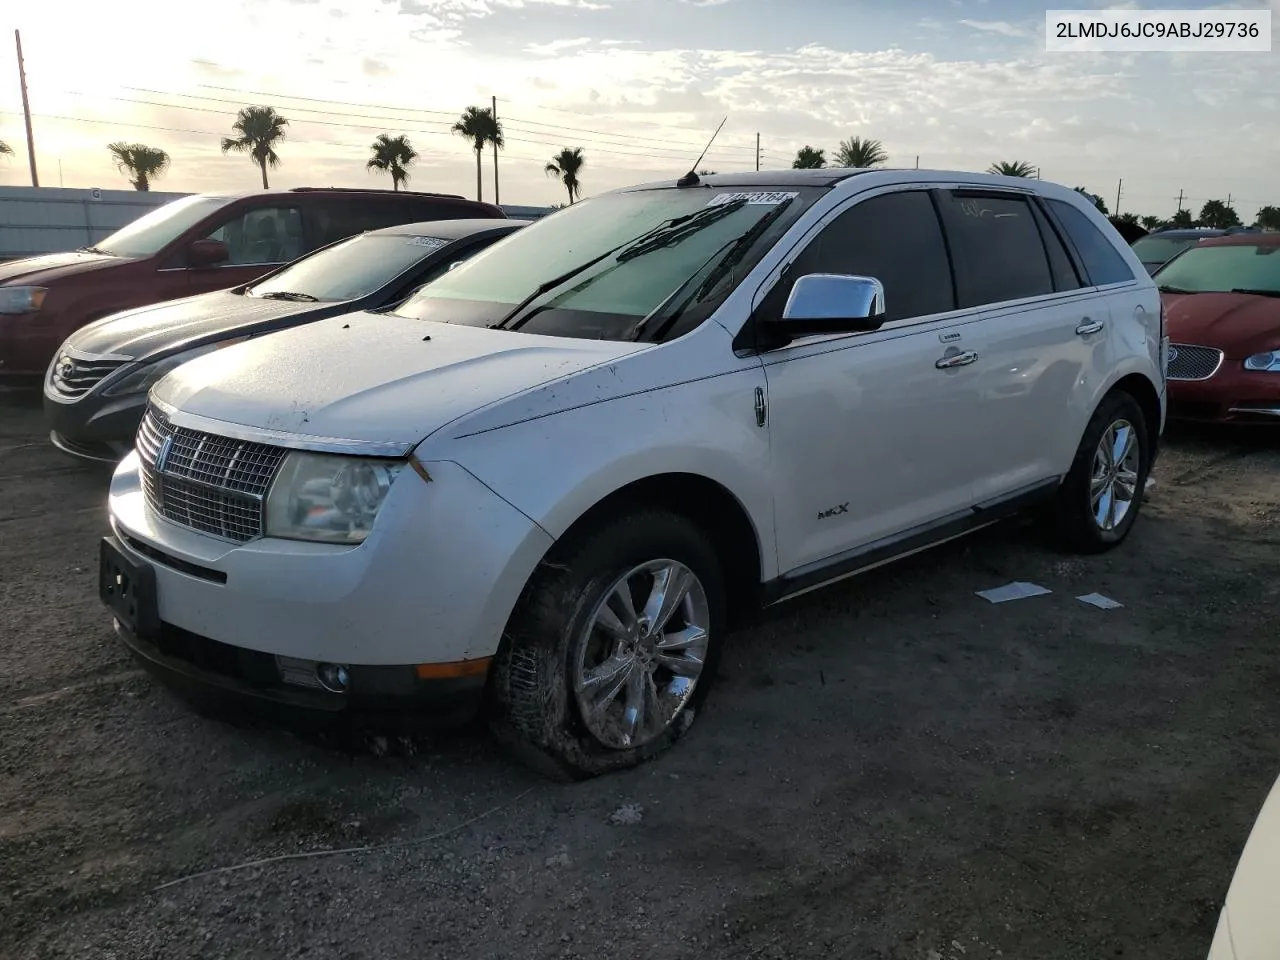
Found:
<box><xmin>100</xmin><ymin>168</ymin><xmax>1166</xmax><ymax>778</ymax></box>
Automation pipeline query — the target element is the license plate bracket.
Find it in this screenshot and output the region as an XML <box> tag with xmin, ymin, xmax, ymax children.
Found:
<box><xmin>99</xmin><ymin>536</ymin><xmax>160</xmax><ymax>643</ymax></box>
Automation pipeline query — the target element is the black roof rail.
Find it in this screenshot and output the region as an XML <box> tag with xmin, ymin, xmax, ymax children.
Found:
<box><xmin>287</xmin><ymin>186</ymin><xmax>467</xmax><ymax>200</ymax></box>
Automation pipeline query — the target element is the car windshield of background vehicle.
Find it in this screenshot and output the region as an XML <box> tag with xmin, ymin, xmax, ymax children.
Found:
<box><xmin>1155</xmin><ymin>244</ymin><xmax>1280</xmax><ymax>294</ymax></box>
<box><xmin>1133</xmin><ymin>236</ymin><xmax>1198</xmax><ymax>264</ymax></box>
<box><xmin>92</xmin><ymin>195</ymin><xmax>236</xmax><ymax>258</ymax></box>
<box><xmin>391</xmin><ymin>186</ymin><xmax>823</xmax><ymax>341</ymax></box>
<box><xmin>248</xmin><ymin>234</ymin><xmax>451</xmax><ymax>302</ymax></box>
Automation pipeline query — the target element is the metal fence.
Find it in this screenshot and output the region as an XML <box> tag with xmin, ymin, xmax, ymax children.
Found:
<box><xmin>0</xmin><ymin>186</ymin><xmax>555</xmax><ymax>261</ymax></box>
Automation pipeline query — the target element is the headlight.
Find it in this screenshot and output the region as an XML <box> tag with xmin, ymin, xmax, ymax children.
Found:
<box><xmin>0</xmin><ymin>286</ymin><xmax>48</xmax><ymax>314</ymax></box>
<box><xmin>265</xmin><ymin>452</ymin><xmax>405</xmax><ymax>543</ymax></box>
<box><xmin>1244</xmin><ymin>351</ymin><xmax>1280</xmax><ymax>372</ymax></box>
<box><xmin>101</xmin><ymin>341</ymin><xmax>234</xmax><ymax>397</ymax></box>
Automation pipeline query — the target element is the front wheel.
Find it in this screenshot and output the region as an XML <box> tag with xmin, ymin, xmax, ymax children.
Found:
<box><xmin>488</xmin><ymin>509</ymin><xmax>725</xmax><ymax>780</ymax></box>
<box><xmin>1054</xmin><ymin>389</ymin><xmax>1151</xmax><ymax>553</ymax></box>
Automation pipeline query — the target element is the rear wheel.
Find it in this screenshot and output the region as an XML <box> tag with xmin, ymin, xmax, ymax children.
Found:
<box><xmin>1054</xmin><ymin>390</ymin><xmax>1151</xmax><ymax>553</ymax></box>
<box><xmin>488</xmin><ymin>509</ymin><xmax>725</xmax><ymax>780</ymax></box>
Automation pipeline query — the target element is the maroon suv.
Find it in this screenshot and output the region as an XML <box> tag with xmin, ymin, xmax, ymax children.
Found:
<box><xmin>0</xmin><ymin>187</ymin><xmax>505</xmax><ymax>380</ymax></box>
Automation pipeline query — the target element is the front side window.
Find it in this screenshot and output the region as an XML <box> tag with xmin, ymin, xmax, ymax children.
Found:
<box><xmin>1154</xmin><ymin>243</ymin><xmax>1280</xmax><ymax>295</ymax></box>
<box><xmin>1045</xmin><ymin>199</ymin><xmax>1136</xmax><ymax>286</ymax></box>
<box><xmin>391</xmin><ymin>186</ymin><xmax>824</xmax><ymax>342</ymax></box>
<box><xmin>936</xmin><ymin>191</ymin><xmax>1054</xmax><ymax>307</ymax></box>
<box><xmin>206</xmin><ymin>206</ymin><xmax>305</xmax><ymax>266</ymax></box>
<box><xmin>93</xmin><ymin>195</ymin><xmax>236</xmax><ymax>258</ymax></box>
<box><xmin>756</xmin><ymin>190</ymin><xmax>956</xmax><ymax>324</ymax></box>
<box><xmin>248</xmin><ymin>233</ymin><xmax>453</xmax><ymax>302</ymax></box>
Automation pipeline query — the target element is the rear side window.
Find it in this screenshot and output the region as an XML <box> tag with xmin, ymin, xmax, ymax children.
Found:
<box><xmin>936</xmin><ymin>192</ymin><xmax>1054</xmax><ymax>307</ymax></box>
<box><xmin>1030</xmin><ymin>202</ymin><xmax>1082</xmax><ymax>292</ymax></box>
<box><xmin>1044</xmin><ymin>199</ymin><xmax>1136</xmax><ymax>286</ymax></box>
<box><xmin>759</xmin><ymin>190</ymin><xmax>955</xmax><ymax>324</ymax></box>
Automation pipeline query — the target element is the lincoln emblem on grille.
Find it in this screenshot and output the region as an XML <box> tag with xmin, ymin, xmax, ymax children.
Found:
<box><xmin>155</xmin><ymin>434</ymin><xmax>174</xmax><ymax>474</ymax></box>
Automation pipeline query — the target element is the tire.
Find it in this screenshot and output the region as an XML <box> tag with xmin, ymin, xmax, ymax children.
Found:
<box><xmin>488</xmin><ymin>508</ymin><xmax>726</xmax><ymax>780</ymax></box>
<box><xmin>1054</xmin><ymin>389</ymin><xmax>1151</xmax><ymax>554</ymax></box>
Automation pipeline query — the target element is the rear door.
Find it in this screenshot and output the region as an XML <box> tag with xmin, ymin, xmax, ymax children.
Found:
<box><xmin>932</xmin><ymin>187</ymin><xmax>1103</xmax><ymax>501</ymax></box>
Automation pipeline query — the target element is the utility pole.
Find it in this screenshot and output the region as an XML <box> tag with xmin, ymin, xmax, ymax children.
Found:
<box><xmin>915</xmin><ymin>155</ymin><xmax>919</xmax><ymax>169</ymax></box>
<box><xmin>16</xmin><ymin>30</ymin><xmax>39</xmax><ymax>187</ymax></box>
<box><xmin>755</xmin><ymin>132</ymin><xmax>760</xmax><ymax>171</ymax></box>
<box><xmin>491</xmin><ymin>94</ymin><xmax>500</xmax><ymax>207</ymax></box>
<box><xmin>1115</xmin><ymin>178</ymin><xmax>1123</xmax><ymax>215</ymax></box>
<box><xmin>1176</xmin><ymin>189</ymin><xmax>1184</xmax><ymax>213</ymax></box>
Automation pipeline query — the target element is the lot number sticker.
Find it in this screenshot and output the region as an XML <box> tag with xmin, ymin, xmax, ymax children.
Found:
<box><xmin>705</xmin><ymin>191</ymin><xmax>800</xmax><ymax>207</ymax></box>
<box><xmin>406</xmin><ymin>236</ymin><xmax>448</xmax><ymax>249</ymax></box>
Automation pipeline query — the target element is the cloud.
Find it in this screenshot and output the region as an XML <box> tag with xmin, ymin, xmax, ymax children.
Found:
<box><xmin>362</xmin><ymin>57</ymin><xmax>391</xmax><ymax>76</ymax></box>
<box><xmin>525</xmin><ymin>37</ymin><xmax>594</xmax><ymax>56</ymax></box>
<box><xmin>957</xmin><ymin>19</ymin><xmax>1028</xmax><ymax>37</ymax></box>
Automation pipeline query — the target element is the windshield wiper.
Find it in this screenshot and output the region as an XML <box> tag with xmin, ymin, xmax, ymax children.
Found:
<box><xmin>254</xmin><ymin>291</ymin><xmax>320</xmax><ymax>302</ymax></box>
<box><xmin>1231</xmin><ymin>288</ymin><xmax>1280</xmax><ymax>298</ymax></box>
<box><xmin>490</xmin><ymin>199</ymin><xmax>749</xmax><ymax>333</ymax></box>
<box><xmin>77</xmin><ymin>245</ymin><xmax>112</xmax><ymax>255</ymax></box>
<box><xmin>1157</xmin><ymin>284</ymin><xmax>1196</xmax><ymax>294</ymax></box>
<box><xmin>631</xmin><ymin>198</ymin><xmax>796</xmax><ymax>342</ymax></box>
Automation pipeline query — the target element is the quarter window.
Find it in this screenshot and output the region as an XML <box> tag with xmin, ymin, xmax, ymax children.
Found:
<box><xmin>936</xmin><ymin>192</ymin><xmax>1054</xmax><ymax>307</ymax></box>
<box><xmin>1044</xmin><ymin>199</ymin><xmax>1136</xmax><ymax>286</ymax></box>
<box><xmin>760</xmin><ymin>190</ymin><xmax>956</xmax><ymax>324</ymax></box>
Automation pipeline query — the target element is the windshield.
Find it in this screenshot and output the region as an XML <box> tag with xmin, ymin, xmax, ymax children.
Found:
<box><xmin>391</xmin><ymin>186</ymin><xmax>822</xmax><ymax>341</ymax></box>
<box><xmin>1156</xmin><ymin>243</ymin><xmax>1280</xmax><ymax>294</ymax></box>
<box><xmin>94</xmin><ymin>195</ymin><xmax>236</xmax><ymax>258</ymax></box>
<box><xmin>1131</xmin><ymin>236</ymin><xmax>1203</xmax><ymax>264</ymax></box>
<box><xmin>249</xmin><ymin>233</ymin><xmax>455</xmax><ymax>302</ymax></box>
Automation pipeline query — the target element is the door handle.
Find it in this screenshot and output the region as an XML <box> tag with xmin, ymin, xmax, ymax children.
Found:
<box><xmin>936</xmin><ymin>350</ymin><xmax>978</xmax><ymax>369</ymax></box>
<box><xmin>1076</xmin><ymin>318</ymin><xmax>1105</xmax><ymax>336</ymax></box>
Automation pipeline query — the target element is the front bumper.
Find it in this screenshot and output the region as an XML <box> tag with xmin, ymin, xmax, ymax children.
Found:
<box><xmin>107</xmin><ymin>449</ymin><xmax>554</xmax><ymax>669</ymax></box>
<box><xmin>1167</xmin><ymin>365</ymin><xmax>1280</xmax><ymax>424</ymax></box>
<box><xmin>43</xmin><ymin>384</ymin><xmax>147</xmax><ymax>463</ymax></box>
<box><xmin>115</xmin><ymin>616</ymin><xmax>488</xmax><ymax>730</ymax></box>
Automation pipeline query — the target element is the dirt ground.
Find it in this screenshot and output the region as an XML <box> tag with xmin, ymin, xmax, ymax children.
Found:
<box><xmin>3</xmin><ymin>387</ymin><xmax>1279</xmax><ymax>960</ymax></box>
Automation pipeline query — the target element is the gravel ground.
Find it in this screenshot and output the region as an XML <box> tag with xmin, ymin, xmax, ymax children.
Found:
<box><xmin>3</xmin><ymin>388</ymin><xmax>1279</xmax><ymax>960</ymax></box>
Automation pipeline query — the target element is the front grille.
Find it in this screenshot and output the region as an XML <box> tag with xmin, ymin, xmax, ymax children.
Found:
<box><xmin>1166</xmin><ymin>343</ymin><xmax>1224</xmax><ymax>381</ymax></box>
<box><xmin>50</xmin><ymin>354</ymin><xmax>129</xmax><ymax>398</ymax></box>
<box><xmin>135</xmin><ymin>404</ymin><xmax>288</xmax><ymax>542</ymax></box>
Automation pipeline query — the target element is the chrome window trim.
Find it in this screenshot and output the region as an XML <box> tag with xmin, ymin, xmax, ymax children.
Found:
<box><xmin>148</xmin><ymin>395</ymin><xmax>415</xmax><ymax>458</ymax></box>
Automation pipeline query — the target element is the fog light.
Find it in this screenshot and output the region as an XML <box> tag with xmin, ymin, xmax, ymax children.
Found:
<box><xmin>316</xmin><ymin>662</ymin><xmax>350</xmax><ymax>693</ymax></box>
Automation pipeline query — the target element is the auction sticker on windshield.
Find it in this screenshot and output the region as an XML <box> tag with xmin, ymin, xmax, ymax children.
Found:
<box><xmin>706</xmin><ymin>192</ymin><xmax>800</xmax><ymax>207</ymax></box>
<box><xmin>406</xmin><ymin>237</ymin><xmax>449</xmax><ymax>249</ymax></box>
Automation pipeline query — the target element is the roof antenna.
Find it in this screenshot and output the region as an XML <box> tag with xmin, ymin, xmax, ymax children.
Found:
<box><xmin>677</xmin><ymin>115</ymin><xmax>727</xmax><ymax>187</ymax></box>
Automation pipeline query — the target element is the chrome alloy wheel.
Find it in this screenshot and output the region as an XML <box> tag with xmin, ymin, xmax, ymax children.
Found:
<box><xmin>1091</xmin><ymin>418</ymin><xmax>1141</xmax><ymax>531</ymax></box>
<box><xmin>572</xmin><ymin>559</ymin><xmax>711</xmax><ymax>750</ymax></box>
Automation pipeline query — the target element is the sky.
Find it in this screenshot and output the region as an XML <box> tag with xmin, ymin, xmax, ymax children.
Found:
<box><xmin>1</xmin><ymin>0</ymin><xmax>1277</xmax><ymax>221</ymax></box>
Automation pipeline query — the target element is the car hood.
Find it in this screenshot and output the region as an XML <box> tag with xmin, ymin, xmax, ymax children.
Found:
<box><xmin>67</xmin><ymin>290</ymin><xmax>325</xmax><ymax>360</ymax></box>
<box><xmin>1162</xmin><ymin>292</ymin><xmax>1280</xmax><ymax>357</ymax></box>
<box><xmin>0</xmin><ymin>250</ymin><xmax>120</xmax><ymax>285</ymax></box>
<box><xmin>1214</xmin><ymin>774</ymin><xmax>1280</xmax><ymax>960</ymax></box>
<box><xmin>152</xmin><ymin>312</ymin><xmax>648</xmax><ymax>447</ymax></box>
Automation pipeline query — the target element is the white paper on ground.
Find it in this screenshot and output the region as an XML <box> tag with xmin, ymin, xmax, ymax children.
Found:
<box><xmin>1077</xmin><ymin>592</ymin><xmax>1124</xmax><ymax>610</ymax></box>
<box><xmin>1145</xmin><ymin>477</ymin><xmax>1157</xmax><ymax>492</ymax></box>
<box><xmin>975</xmin><ymin>581</ymin><xmax>1052</xmax><ymax>603</ymax></box>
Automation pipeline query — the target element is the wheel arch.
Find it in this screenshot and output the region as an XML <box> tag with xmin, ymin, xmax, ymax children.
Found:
<box><xmin>1105</xmin><ymin>370</ymin><xmax>1163</xmax><ymax>457</ymax></box>
<box><xmin>545</xmin><ymin>471</ymin><xmax>767</xmax><ymax>626</ymax></box>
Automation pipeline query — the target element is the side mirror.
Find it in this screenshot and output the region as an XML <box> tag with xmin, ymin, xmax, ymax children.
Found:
<box><xmin>769</xmin><ymin>274</ymin><xmax>887</xmax><ymax>337</ymax></box>
<box><xmin>188</xmin><ymin>238</ymin><xmax>229</xmax><ymax>268</ymax></box>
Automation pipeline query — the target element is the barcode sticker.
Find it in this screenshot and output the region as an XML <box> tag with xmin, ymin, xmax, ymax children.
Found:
<box><xmin>706</xmin><ymin>191</ymin><xmax>799</xmax><ymax>207</ymax></box>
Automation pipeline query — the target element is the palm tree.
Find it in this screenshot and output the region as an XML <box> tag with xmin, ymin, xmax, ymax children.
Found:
<box><xmin>452</xmin><ymin>106</ymin><xmax>504</xmax><ymax>203</ymax></box>
<box><xmin>1140</xmin><ymin>215</ymin><xmax>1163</xmax><ymax>231</ymax></box>
<box><xmin>988</xmin><ymin>160</ymin><xmax>1037</xmax><ymax>178</ymax></box>
<box><xmin>545</xmin><ymin>147</ymin><xmax>586</xmax><ymax>205</ymax></box>
<box><xmin>220</xmin><ymin>106</ymin><xmax>289</xmax><ymax>189</ymax></box>
<box><xmin>0</xmin><ymin>139</ymin><xmax>12</xmax><ymax>160</ymax></box>
<box><xmin>834</xmin><ymin>136</ymin><xmax>888</xmax><ymax>168</ymax></box>
<box><xmin>1198</xmin><ymin>199</ymin><xmax>1241</xmax><ymax>230</ymax></box>
<box><xmin>1255</xmin><ymin>205</ymin><xmax>1280</xmax><ymax>232</ymax></box>
<box><xmin>1073</xmin><ymin>186</ymin><xmax>1108</xmax><ymax>215</ymax></box>
<box><xmin>792</xmin><ymin>146</ymin><xmax>826</xmax><ymax>169</ymax></box>
<box><xmin>1169</xmin><ymin>208</ymin><xmax>1194</xmax><ymax>229</ymax></box>
<box><xmin>366</xmin><ymin>134</ymin><xmax>417</xmax><ymax>191</ymax></box>
<box><xmin>107</xmin><ymin>142</ymin><xmax>171</xmax><ymax>191</ymax></box>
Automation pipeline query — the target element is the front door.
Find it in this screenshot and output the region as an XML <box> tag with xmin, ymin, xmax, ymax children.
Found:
<box><xmin>753</xmin><ymin>188</ymin><xmax>987</xmax><ymax>576</ymax></box>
